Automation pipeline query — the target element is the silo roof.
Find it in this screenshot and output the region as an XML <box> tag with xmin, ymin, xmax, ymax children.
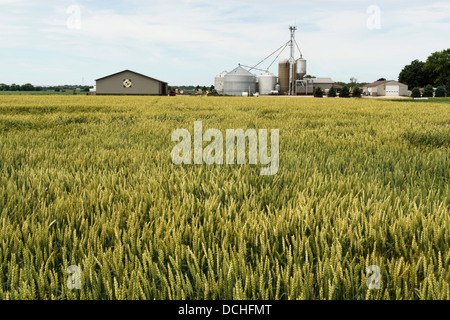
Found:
<box><xmin>225</xmin><ymin>66</ymin><xmax>255</xmax><ymax>77</ymax></box>
<box><xmin>216</xmin><ymin>71</ymin><xmax>228</xmax><ymax>77</ymax></box>
<box><xmin>259</xmin><ymin>71</ymin><xmax>276</xmax><ymax>77</ymax></box>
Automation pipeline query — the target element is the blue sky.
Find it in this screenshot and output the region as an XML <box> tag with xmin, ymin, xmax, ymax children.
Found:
<box><xmin>1</xmin><ymin>0</ymin><xmax>449</xmax><ymax>86</ymax></box>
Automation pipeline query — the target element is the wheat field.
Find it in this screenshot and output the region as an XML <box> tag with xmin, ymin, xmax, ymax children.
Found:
<box><xmin>0</xmin><ymin>95</ymin><xmax>448</xmax><ymax>300</ymax></box>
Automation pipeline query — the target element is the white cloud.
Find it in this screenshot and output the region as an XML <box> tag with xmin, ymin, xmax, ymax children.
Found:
<box><xmin>0</xmin><ymin>0</ymin><xmax>449</xmax><ymax>85</ymax></box>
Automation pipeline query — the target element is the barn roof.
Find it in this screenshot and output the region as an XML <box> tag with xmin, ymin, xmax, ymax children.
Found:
<box><xmin>365</xmin><ymin>79</ymin><xmax>406</xmax><ymax>87</ymax></box>
<box><xmin>311</xmin><ymin>77</ymin><xmax>334</xmax><ymax>84</ymax></box>
<box><xmin>364</xmin><ymin>80</ymin><xmax>388</xmax><ymax>87</ymax></box>
<box><xmin>95</xmin><ymin>69</ymin><xmax>168</xmax><ymax>84</ymax></box>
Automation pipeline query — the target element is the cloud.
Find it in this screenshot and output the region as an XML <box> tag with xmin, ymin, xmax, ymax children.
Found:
<box><xmin>0</xmin><ymin>0</ymin><xmax>449</xmax><ymax>85</ymax></box>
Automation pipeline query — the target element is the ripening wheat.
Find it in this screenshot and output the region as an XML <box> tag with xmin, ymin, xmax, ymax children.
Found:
<box><xmin>0</xmin><ymin>95</ymin><xmax>448</xmax><ymax>300</ymax></box>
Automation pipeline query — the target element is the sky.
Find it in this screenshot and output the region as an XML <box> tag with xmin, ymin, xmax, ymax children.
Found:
<box><xmin>1</xmin><ymin>0</ymin><xmax>449</xmax><ymax>86</ymax></box>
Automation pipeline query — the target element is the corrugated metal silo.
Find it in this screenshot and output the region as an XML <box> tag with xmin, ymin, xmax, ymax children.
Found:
<box><xmin>296</xmin><ymin>57</ymin><xmax>307</xmax><ymax>80</ymax></box>
<box><xmin>278</xmin><ymin>59</ymin><xmax>290</xmax><ymax>95</ymax></box>
<box><xmin>258</xmin><ymin>72</ymin><xmax>277</xmax><ymax>95</ymax></box>
<box><xmin>223</xmin><ymin>66</ymin><xmax>256</xmax><ymax>96</ymax></box>
<box><xmin>214</xmin><ymin>71</ymin><xmax>227</xmax><ymax>93</ymax></box>
<box><xmin>275</xmin><ymin>83</ymin><xmax>281</xmax><ymax>93</ymax></box>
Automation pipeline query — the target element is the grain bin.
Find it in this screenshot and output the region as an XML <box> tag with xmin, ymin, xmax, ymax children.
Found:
<box><xmin>275</xmin><ymin>83</ymin><xmax>281</xmax><ymax>93</ymax></box>
<box><xmin>295</xmin><ymin>57</ymin><xmax>307</xmax><ymax>80</ymax></box>
<box><xmin>258</xmin><ymin>71</ymin><xmax>277</xmax><ymax>95</ymax></box>
<box><xmin>278</xmin><ymin>59</ymin><xmax>290</xmax><ymax>95</ymax></box>
<box><xmin>214</xmin><ymin>71</ymin><xmax>227</xmax><ymax>94</ymax></box>
<box><xmin>223</xmin><ymin>66</ymin><xmax>256</xmax><ymax>96</ymax></box>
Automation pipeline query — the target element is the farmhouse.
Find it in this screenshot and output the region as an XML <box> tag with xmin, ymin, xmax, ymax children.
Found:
<box><xmin>95</xmin><ymin>70</ymin><xmax>168</xmax><ymax>96</ymax></box>
<box><xmin>362</xmin><ymin>79</ymin><xmax>409</xmax><ymax>97</ymax></box>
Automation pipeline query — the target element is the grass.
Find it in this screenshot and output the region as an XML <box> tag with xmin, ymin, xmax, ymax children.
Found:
<box><xmin>390</xmin><ymin>97</ymin><xmax>450</xmax><ymax>104</ymax></box>
<box><xmin>0</xmin><ymin>95</ymin><xmax>448</xmax><ymax>300</ymax></box>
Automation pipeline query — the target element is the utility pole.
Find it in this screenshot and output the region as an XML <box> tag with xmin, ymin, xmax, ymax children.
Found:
<box><xmin>288</xmin><ymin>26</ymin><xmax>296</xmax><ymax>96</ymax></box>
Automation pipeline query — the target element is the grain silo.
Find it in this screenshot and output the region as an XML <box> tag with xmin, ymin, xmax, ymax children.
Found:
<box><xmin>278</xmin><ymin>59</ymin><xmax>290</xmax><ymax>95</ymax></box>
<box><xmin>223</xmin><ymin>66</ymin><xmax>256</xmax><ymax>96</ymax></box>
<box><xmin>275</xmin><ymin>83</ymin><xmax>281</xmax><ymax>93</ymax></box>
<box><xmin>214</xmin><ymin>71</ymin><xmax>227</xmax><ymax>94</ymax></box>
<box><xmin>295</xmin><ymin>57</ymin><xmax>307</xmax><ymax>80</ymax></box>
<box><xmin>258</xmin><ymin>72</ymin><xmax>277</xmax><ymax>95</ymax></box>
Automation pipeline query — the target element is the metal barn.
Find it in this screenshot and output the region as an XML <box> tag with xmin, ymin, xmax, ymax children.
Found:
<box><xmin>95</xmin><ymin>70</ymin><xmax>168</xmax><ymax>96</ymax></box>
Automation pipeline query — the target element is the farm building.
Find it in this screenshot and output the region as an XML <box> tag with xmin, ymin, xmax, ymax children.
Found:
<box><xmin>362</xmin><ymin>80</ymin><xmax>408</xmax><ymax>97</ymax></box>
<box><xmin>214</xmin><ymin>71</ymin><xmax>227</xmax><ymax>94</ymax></box>
<box><xmin>223</xmin><ymin>66</ymin><xmax>256</xmax><ymax>96</ymax></box>
<box><xmin>332</xmin><ymin>83</ymin><xmax>343</xmax><ymax>90</ymax></box>
<box><xmin>95</xmin><ymin>70</ymin><xmax>168</xmax><ymax>96</ymax></box>
<box><xmin>295</xmin><ymin>77</ymin><xmax>335</xmax><ymax>95</ymax></box>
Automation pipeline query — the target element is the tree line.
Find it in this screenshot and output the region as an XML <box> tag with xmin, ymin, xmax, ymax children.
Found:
<box><xmin>398</xmin><ymin>49</ymin><xmax>450</xmax><ymax>91</ymax></box>
<box><xmin>0</xmin><ymin>83</ymin><xmax>93</xmax><ymax>92</ymax></box>
<box><xmin>0</xmin><ymin>83</ymin><xmax>42</xmax><ymax>91</ymax></box>
<box><xmin>314</xmin><ymin>85</ymin><xmax>362</xmax><ymax>98</ymax></box>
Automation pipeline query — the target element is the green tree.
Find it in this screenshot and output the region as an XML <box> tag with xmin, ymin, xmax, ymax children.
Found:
<box><xmin>21</xmin><ymin>83</ymin><xmax>34</xmax><ymax>91</ymax></box>
<box><xmin>314</xmin><ymin>87</ymin><xmax>323</xmax><ymax>98</ymax></box>
<box><xmin>398</xmin><ymin>59</ymin><xmax>428</xmax><ymax>89</ymax></box>
<box><xmin>349</xmin><ymin>77</ymin><xmax>358</xmax><ymax>90</ymax></box>
<box><xmin>340</xmin><ymin>86</ymin><xmax>350</xmax><ymax>98</ymax></box>
<box><xmin>411</xmin><ymin>87</ymin><xmax>421</xmax><ymax>98</ymax></box>
<box><xmin>423</xmin><ymin>49</ymin><xmax>450</xmax><ymax>86</ymax></box>
<box><xmin>352</xmin><ymin>87</ymin><xmax>362</xmax><ymax>98</ymax></box>
<box><xmin>434</xmin><ymin>86</ymin><xmax>446</xmax><ymax>97</ymax></box>
<box><xmin>423</xmin><ymin>84</ymin><xmax>434</xmax><ymax>97</ymax></box>
<box><xmin>446</xmin><ymin>75</ymin><xmax>450</xmax><ymax>97</ymax></box>
<box><xmin>328</xmin><ymin>86</ymin><xmax>336</xmax><ymax>97</ymax></box>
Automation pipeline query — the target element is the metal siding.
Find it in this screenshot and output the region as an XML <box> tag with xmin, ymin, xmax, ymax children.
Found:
<box><xmin>223</xmin><ymin>66</ymin><xmax>256</xmax><ymax>96</ymax></box>
<box><xmin>215</xmin><ymin>77</ymin><xmax>225</xmax><ymax>93</ymax></box>
<box><xmin>295</xmin><ymin>58</ymin><xmax>307</xmax><ymax>79</ymax></box>
<box><xmin>258</xmin><ymin>72</ymin><xmax>277</xmax><ymax>95</ymax></box>
<box><xmin>314</xmin><ymin>83</ymin><xmax>333</xmax><ymax>91</ymax></box>
<box><xmin>96</xmin><ymin>70</ymin><xmax>164</xmax><ymax>95</ymax></box>
<box><xmin>386</xmin><ymin>82</ymin><xmax>408</xmax><ymax>96</ymax></box>
<box><xmin>399</xmin><ymin>84</ymin><xmax>408</xmax><ymax>96</ymax></box>
<box><xmin>376</xmin><ymin>84</ymin><xmax>386</xmax><ymax>96</ymax></box>
<box><xmin>386</xmin><ymin>85</ymin><xmax>399</xmax><ymax>96</ymax></box>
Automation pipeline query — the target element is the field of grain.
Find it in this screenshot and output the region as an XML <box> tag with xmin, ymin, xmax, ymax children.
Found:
<box><xmin>0</xmin><ymin>95</ymin><xmax>448</xmax><ymax>300</ymax></box>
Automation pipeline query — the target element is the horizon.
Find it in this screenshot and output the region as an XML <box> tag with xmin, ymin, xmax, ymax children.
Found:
<box><xmin>1</xmin><ymin>0</ymin><xmax>449</xmax><ymax>87</ymax></box>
